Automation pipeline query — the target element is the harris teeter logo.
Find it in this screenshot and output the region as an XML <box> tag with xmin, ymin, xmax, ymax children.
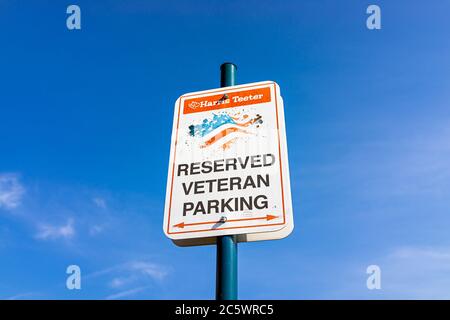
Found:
<box><xmin>184</xmin><ymin>86</ymin><xmax>271</xmax><ymax>150</ymax></box>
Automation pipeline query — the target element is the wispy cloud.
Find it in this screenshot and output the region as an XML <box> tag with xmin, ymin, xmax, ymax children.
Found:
<box><xmin>6</xmin><ymin>292</ymin><xmax>39</xmax><ymax>300</ymax></box>
<box><xmin>85</xmin><ymin>260</ymin><xmax>169</xmax><ymax>295</ymax></box>
<box><xmin>92</xmin><ymin>197</ymin><xmax>107</xmax><ymax>209</ymax></box>
<box><xmin>89</xmin><ymin>224</ymin><xmax>105</xmax><ymax>236</ymax></box>
<box><xmin>318</xmin><ymin>246</ymin><xmax>450</xmax><ymax>299</ymax></box>
<box><xmin>300</xmin><ymin>118</ymin><xmax>450</xmax><ymax>191</ymax></box>
<box><xmin>129</xmin><ymin>261</ymin><xmax>168</xmax><ymax>281</ymax></box>
<box><xmin>109</xmin><ymin>276</ymin><xmax>135</xmax><ymax>288</ymax></box>
<box><xmin>1</xmin><ymin>175</ymin><xmax>168</xmax><ymax>298</ymax></box>
<box><xmin>390</xmin><ymin>247</ymin><xmax>450</xmax><ymax>261</ymax></box>
<box><xmin>381</xmin><ymin>246</ymin><xmax>450</xmax><ymax>299</ymax></box>
<box><xmin>35</xmin><ymin>218</ymin><xmax>75</xmax><ymax>240</ymax></box>
<box><xmin>0</xmin><ymin>173</ymin><xmax>25</xmax><ymax>210</ymax></box>
<box><xmin>86</xmin><ymin>260</ymin><xmax>168</xmax><ymax>282</ymax></box>
<box><xmin>105</xmin><ymin>286</ymin><xmax>150</xmax><ymax>300</ymax></box>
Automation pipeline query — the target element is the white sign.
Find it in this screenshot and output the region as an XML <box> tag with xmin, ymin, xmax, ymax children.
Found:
<box><xmin>163</xmin><ymin>81</ymin><xmax>293</xmax><ymax>242</ymax></box>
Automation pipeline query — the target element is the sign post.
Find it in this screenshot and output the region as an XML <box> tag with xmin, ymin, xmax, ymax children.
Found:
<box><xmin>216</xmin><ymin>63</ymin><xmax>238</xmax><ymax>300</ymax></box>
<box><xmin>163</xmin><ymin>63</ymin><xmax>294</xmax><ymax>299</ymax></box>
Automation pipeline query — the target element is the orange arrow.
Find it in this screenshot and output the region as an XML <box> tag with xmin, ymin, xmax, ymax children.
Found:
<box><xmin>173</xmin><ymin>215</ymin><xmax>278</xmax><ymax>228</ymax></box>
<box><xmin>173</xmin><ymin>222</ymin><xmax>185</xmax><ymax>228</ymax></box>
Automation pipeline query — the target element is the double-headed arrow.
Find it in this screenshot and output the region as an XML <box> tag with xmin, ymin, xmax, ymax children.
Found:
<box><xmin>173</xmin><ymin>214</ymin><xmax>278</xmax><ymax>229</ymax></box>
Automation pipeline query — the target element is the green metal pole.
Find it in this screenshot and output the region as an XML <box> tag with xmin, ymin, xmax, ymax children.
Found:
<box><xmin>216</xmin><ymin>62</ymin><xmax>238</xmax><ymax>300</ymax></box>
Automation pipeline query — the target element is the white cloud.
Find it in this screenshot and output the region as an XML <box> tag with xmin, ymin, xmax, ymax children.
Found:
<box><xmin>390</xmin><ymin>247</ymin><xmax>450</xmax><ymax>261</ymax></box>
<box><xmin>86</xmin><ymin>260</ymin><xmax>169</xmax><ymax>282</ymax></box>
<box><xmin>93</xmin><ymin>197</ymin><xmax>107</xmax><ymax>209</ymax></box>
<box><xmin>89</xmin><ymin>224</ymin><xmax>105</xmax><ymax>236</ymax></box>
<box><xmin>85</xmin><ymin>260</ymin><xmax>169</xmax><ymax>292</ymax></box>
<box><xmin>105</xmin><ymin>286</ymin><xmax>150</xmax><ymax>300</ymax></box>
<box><xmin>35</xmin><ymin>218</ymin><xmax>75</xmax><ymax>240</ymax></box>
<box><xmin>6</xmin><ymin>292</ymin><xmax>38</xmax><ymax>300</ymax></box>
<box><xmin>109</xmin><ymin>276</ymin><xmax>134</xmax><ymax>288</ymax></box>
<box><xmin>367</xmin><ymin>246</ymin><xmax>450</xmax><ymax>299</ymax></box>
<box><xmin>0</xmin><ymin>173</ymin><xmax>25</xmax><ymax>210</ymax></box>
<box><xmin>318</xmin><ymin>246</ymin><xmax>450</xmax><ymax>299</ymax></box>
<box><xmin>129</xmin><ymin>261</ymin><xmax>168</xmax><ymax>281</ymax></box>
<box><xmin>297</xmin><ymin>119</ymin><xmax>450</xmax><ymax>201</ymax></box>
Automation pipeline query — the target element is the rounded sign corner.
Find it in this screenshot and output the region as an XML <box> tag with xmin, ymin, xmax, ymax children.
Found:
<box><xmin>279</xmin><ymin>221</ymin><xmax>294</xmax><ymax>239</ymax></box>
<box><xmin>163</xmin><ymin>225</ymin><xmax>176</xmax><ymax>240</ymax></box>
<box><xmin>174</xmin><ymin>96</ymin><xmax>182</xmax><ymax>107</ymax></box>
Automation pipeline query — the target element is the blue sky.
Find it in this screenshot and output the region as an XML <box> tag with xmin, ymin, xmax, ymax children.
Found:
<box><xmin>1</xmin><ymin>0</ymin><xmax>450</xmax><ymax>299</ymax></box>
